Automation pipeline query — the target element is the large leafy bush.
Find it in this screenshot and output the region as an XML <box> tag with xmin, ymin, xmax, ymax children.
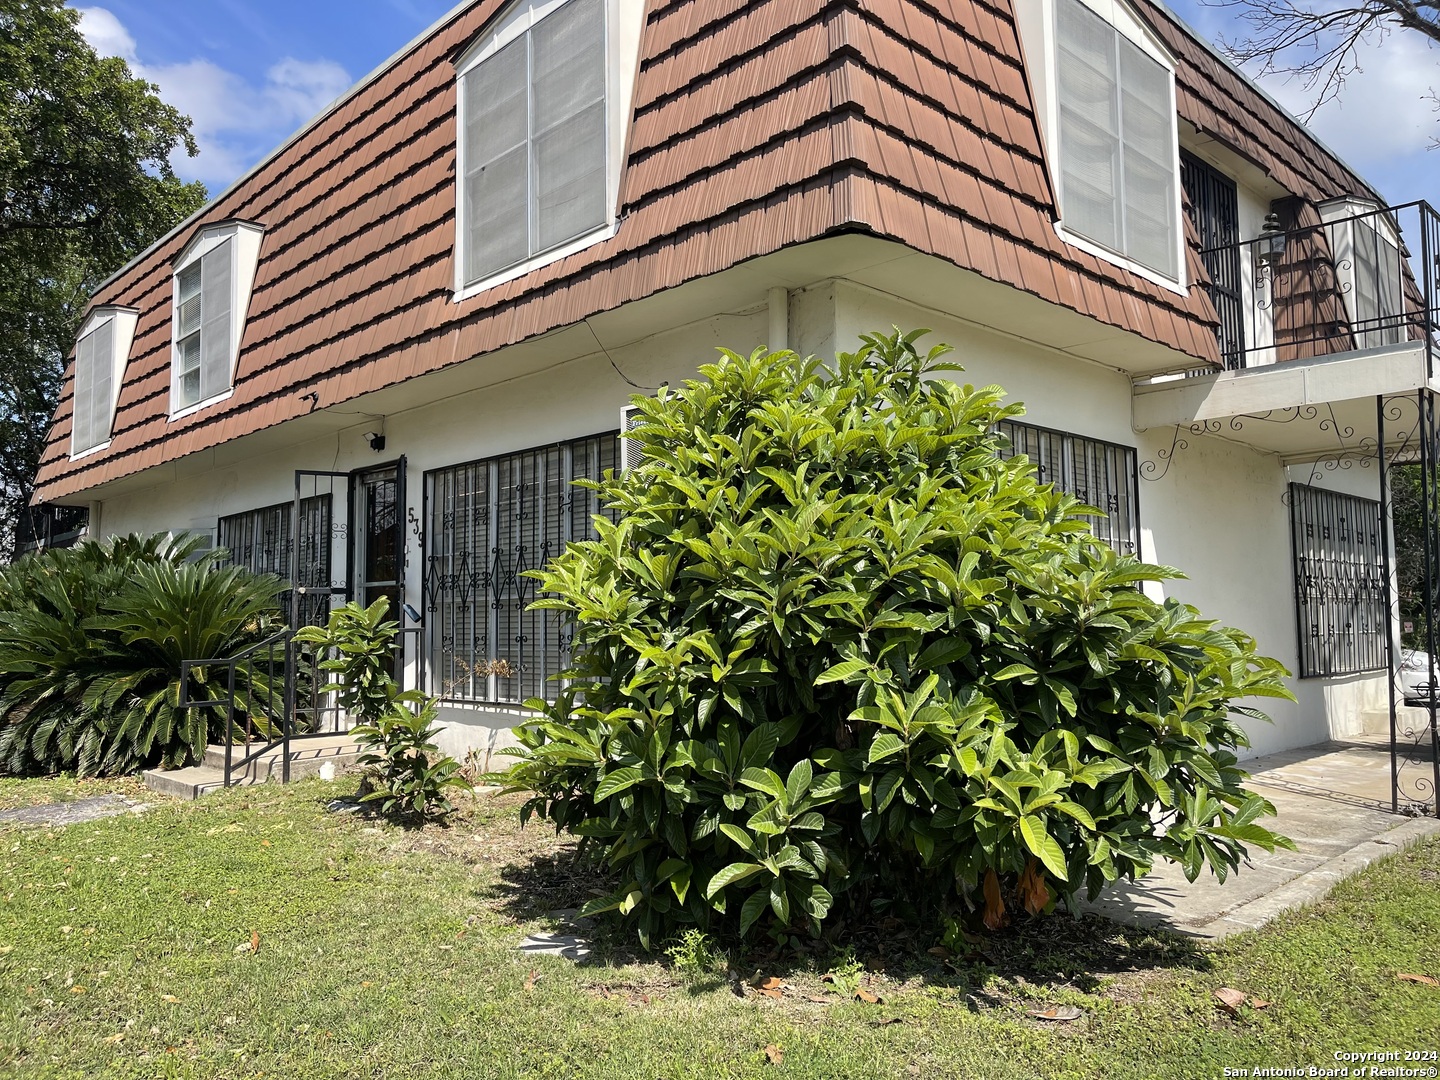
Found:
<box><xmin>0</xmin><ymin>534</ymin><xmax>286</xmax><ymax>775</ymax></box>
<box><xmin>509</xmin><ymin>331</ymin><xmax>1295</xmax><ymax>947</ymax></box>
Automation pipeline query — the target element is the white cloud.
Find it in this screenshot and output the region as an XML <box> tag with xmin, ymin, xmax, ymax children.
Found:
<box><xmin>76</xmin><ymin>7</ymin><xmax>353</xmax><ymax>190</ymax></box>
<box><xmin>76</xmin><ymin>6</ymin><xmax>137</xmax><ymax>62</ymax></box>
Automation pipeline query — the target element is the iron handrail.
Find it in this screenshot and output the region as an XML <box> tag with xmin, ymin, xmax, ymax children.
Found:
<box><xmin>1191</xmin><ymin>199</ymin><xmax>1440</xmax><ymax>374</ymax></box>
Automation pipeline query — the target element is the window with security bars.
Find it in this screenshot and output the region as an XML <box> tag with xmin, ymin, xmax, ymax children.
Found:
<box><xmin>217</xmin><ymin>495</ymin><xmax>333</xmax><ymax>628</ymax></box>
<box><xmin>1056</xmin><ymin>0</ymin><xmax>1179</xmax><ymax>278</ymax></box>
<box><xmin>1289</xmin><ymin>484</ymin><xmax>1387</xmax><ymax>678</ymax></box>
<box><xmin>996</xmin><ymin>420</ymin><xmax>1140</xmax><ymax>555</ymax></box>
<box><xmin>424</xmin><ymin>433</ymin><xmax>619</xmax><ymax>703</ymax></box>
<box><xmin>458</xmin><ymin>0</ymin><xmax>607</xmax><ymax>287</ymax></box>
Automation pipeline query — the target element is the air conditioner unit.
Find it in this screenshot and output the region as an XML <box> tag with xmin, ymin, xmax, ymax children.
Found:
<box><xmin>619</xmin><ymin>403</ymin><xmax>646</xmax><ymax>472</ymax></box>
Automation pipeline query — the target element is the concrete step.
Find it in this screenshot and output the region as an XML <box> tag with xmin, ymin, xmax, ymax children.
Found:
<box><xmin>145</xmin><ymin>734</ymin><xmax>365</xmax><ymax>800</ymax></box>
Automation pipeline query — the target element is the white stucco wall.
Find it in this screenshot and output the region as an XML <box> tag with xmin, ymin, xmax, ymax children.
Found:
<box><xmin>100</xmin><ymin>308</ymin><xmax>777</xmax><ymax>761</ymax></box>
<box><xmin>94</xmin><ymin>275</ymin><xmax>1385</xmax><ymax>762</ymax></box>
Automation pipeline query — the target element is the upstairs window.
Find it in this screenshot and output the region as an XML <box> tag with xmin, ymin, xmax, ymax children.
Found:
<box><xmin>70</xmin><ymin>307</ymin><xmax>138</xmax><ymax>458</ymax></box>
<box><xmin>1055</xmin><ymin>0</ymin><xmax>1180</xmax><ymax>281</ymax></box>
<box><xmin>173</xmin><ymin>240</ymin><xmax>233</xmax><ymax>410</ymax></box>
<box><xmin>456</xmin><ymin>0</ymin><xmax>609</xmax><ymax>291</ymax></box>
<box><xmin>72</xmin><ymin>318</ymin><xmax>116</xmax><ymax>456</ymax></box>
<box><xmin>169</xmin><ymin>220</ymin><xmax>264</xmax><ymax>417</ymax></box>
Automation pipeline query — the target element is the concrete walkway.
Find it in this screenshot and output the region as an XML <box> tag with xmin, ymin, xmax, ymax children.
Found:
<box><xmin>1083</xmin><ymin>736</ymin><xmax>1440</xmax><ymax>939</ymax></box>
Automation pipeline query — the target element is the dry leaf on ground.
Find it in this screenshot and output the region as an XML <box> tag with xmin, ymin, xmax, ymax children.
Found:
<box><xmin>764</xmin><ymin>1045</ymin><xmax>784</xmax><ymax>1065</ymax></box>
<box><xmin>1027</xmin><ymin>1005</ymin><xmax>1084</xmax><ymax>1022</ymax></box>
<box><xmin>1398</xmin><ymin>973</ymin><xmax>1440</xmax><ymax>987</ymax></box>
<box><xmin>855</xmin><ymin>987</ymin><xmax>884</xmax><ymax>1004</ymax></box>
<box><xmin>1213</xmin><ymin>987</ymin><xmax>1272</xmax><ymax>1015</ymax></box>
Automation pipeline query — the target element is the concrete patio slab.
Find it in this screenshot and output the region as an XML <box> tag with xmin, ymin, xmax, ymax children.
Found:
<box><xmin>1082</xmin><ymin>738</ymin><xmax>1440</xmax><ymax>939</ymax></box>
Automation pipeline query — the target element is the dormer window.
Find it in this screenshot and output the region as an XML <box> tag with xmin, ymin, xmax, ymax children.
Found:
<box><xmin>170</xmin><ymin>220</ymin><xmax>264</xmax><ymax>418</ymax></box>
<box><xmin>1057</xmin><ymin>0</ymin><xmax>1179</xmax><ymax>279</ymax></box>
<box><xmin>454</xmin><ymin>0</ymin><xmax>645</xmax><ymax>299</ymax></box>
<box><xmin>1018</xmin><ymin>0</ymin><xmax>1184</xmax><ymax>288</ymax></box>
<box><xmin>70</xmin><ymin>307</ymin><xmax>138</xmax><ymax>458</ymax></box>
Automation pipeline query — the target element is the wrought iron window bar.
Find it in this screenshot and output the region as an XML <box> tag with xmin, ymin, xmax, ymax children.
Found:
<box><xmin>996</xmin><ymin>419</ymin><xmax>1141</xmax><ymax>556</ymax></box>
<box><xmin>217</xmin><ymin>494</ymin><xmax>333</xmax><ymax>629</ymax></box>
<box><xmin>1289</xmin><ymin>482</ymin><xmax>1388</xmax><ymax>678</ymax></box>
<box><xmin>423</xmin><ymin>433</ymin><xmax>619</xmax><ymax>705</ymax></box>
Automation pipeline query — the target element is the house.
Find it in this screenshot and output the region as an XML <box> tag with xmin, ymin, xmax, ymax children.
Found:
<box><xmin>30</xmin><ymin>0</ymin><xmax>1440</xmax><ymax>804</ymax></box>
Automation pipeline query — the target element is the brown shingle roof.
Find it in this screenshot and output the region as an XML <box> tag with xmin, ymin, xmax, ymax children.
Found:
<box><xmin>33</xmin><ymin>0</ymin><xmax>1372</xmax><ymax>504</ymax></box>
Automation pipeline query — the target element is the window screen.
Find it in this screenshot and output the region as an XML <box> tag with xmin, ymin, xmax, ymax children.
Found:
<box><xmin>460</xmin><ymin>0</ymin><xmax>607</xmax><ymax>286</ymax></box>
<box><xmin>997</xmin><ymin>419</ymin><xmax>1141</xmax><ymax>555</ymax></box>
<box><xmin>1351</xmin><ymin>218</ymin><xmax>1404</xmax><ymax>350</ymax></box>
<box><xmin>424</xmin><ymin>433</ymin><xmax>619</xmax><ymax>703</ymax></box>
<box><xmin>71</xmin><ymin>319</ymin><xmax>116</xmax><ymax>455</ymax></box>
<box><xmin>1057</xmin><ymin>0</ymin><xmax>1178</xmax><ymax>278</ymax></box>
<box><xmin>174</xmin><ymin>239</ymin><xmax>234</xmax><ymax>409</ymax></box>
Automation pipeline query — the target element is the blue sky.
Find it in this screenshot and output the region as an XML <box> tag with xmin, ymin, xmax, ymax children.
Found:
<box><xmin>75</xmin><ymin>0</ymin><xmax>1439</xmax><ymax>205</ymax></box>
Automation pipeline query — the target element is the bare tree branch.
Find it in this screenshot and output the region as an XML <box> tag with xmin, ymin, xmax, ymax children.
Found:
<box><xmin>1206</xmin><ymin>0</ymin><xmax>1440</xmax><ymax>122</ymax></box>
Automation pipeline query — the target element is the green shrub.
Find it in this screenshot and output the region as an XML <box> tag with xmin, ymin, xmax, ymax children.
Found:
<box><xmin>508</xmin><ymin>330</ymin><xmax>1295</xmax><ymax>948</ymax></box>
<box><xmin>295</xmin><ymin>597</ymin><xmax>402</xmax><ymax>727</ymax></box>
<box><xmin>353</xmin><ymin>695</ymin><xmax>470</xmax><ymax>824</ymax></box>
<box><xmin>297</xmin><ymin>598</ymin><xmax>470</xmax><ymax>824</ymax></box>
<box><xmin>0</xmin><ymin>534</ymin><xmax>287</xmax><ymax>776</ymax></box>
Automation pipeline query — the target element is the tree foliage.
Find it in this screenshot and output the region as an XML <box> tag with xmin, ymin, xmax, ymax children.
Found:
<box><xmin>0</xmin><ymin>534</ymin><xmax>287</xmax><ymax>776</ymax></box>
<box><xmin>1</xmin><ymin>0</ymin><xmax>208</xmax><ymax>557</ymax></box>
<box><xmin>508</xmin><ymin>331</ymin><xmax>1296</xmax><ymax>949</ymax></box>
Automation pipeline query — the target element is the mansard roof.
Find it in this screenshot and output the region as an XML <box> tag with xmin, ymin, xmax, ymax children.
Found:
<box><xmin>34</xmin><ymin>0</ymin><xmax>1380</xmax><ymax>503</ymax></box>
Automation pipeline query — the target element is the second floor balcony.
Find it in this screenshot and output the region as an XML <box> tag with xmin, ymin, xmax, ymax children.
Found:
<box><xmin>1134</xmin><ymin>200</ymin><xmax>1440</xmax><ymax>466</ymax></box>
<box><xmin>1198</xmin><ymin>199</ymin><xmax>1440</xmax><ymax>374</ymax></box>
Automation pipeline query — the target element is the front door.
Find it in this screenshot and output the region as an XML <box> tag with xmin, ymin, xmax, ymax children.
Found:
<box><xmin>352</xmin><ymin>459</ymin><xmax>406</xmax><ymax>618</ymax></box>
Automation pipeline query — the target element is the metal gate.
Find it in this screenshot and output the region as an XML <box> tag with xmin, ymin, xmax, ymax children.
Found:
<box><xmin>1380</xmin><ymin>390</ymin><xmax>1440</xmax><ymax>816</ymax></box>
<box><xmin>177</xmin><ymin>464</ymin><xmax>421</xmax><ymax>787</ymax></box>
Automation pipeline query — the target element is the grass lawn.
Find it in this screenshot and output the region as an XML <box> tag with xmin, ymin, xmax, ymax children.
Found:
<box><xmin>1</xmin><ymin>776</ymin><xmax>1438</xmax><ymax>1079</ymax></box>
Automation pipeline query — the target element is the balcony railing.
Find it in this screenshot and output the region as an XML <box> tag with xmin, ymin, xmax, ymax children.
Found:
<box><xmin>1196</xmin><ymin>200</ymin><xmax>1440</xmax><ymax>373</ymax></box>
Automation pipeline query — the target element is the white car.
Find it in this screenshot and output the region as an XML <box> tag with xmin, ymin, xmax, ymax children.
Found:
<box><xmin>1400</xmin><ymin>650</ymin><xmax>1437</xmax><ymax>706</ymax></box>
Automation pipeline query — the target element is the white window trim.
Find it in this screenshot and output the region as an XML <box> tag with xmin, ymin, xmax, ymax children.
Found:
<box><xmin>170</xmin><ymin>388</ymin><xmax>237</xmax><ymax>423</ymax></box>
<box><xmin>168</xmin><ymin>220</ymin><xmax>264</xmax><ymax>420</ymax></box>
<box><xmin>452</xmin><ymin>0</ymin><xmax>643</xmax><ymax>304</ymax></box>
<box><xmin>69</xmin><ymin>440</ymin><xmax>113</xmax><ymax>463</ymax></box>
<box><xmin>68</xmin><ymin>306</ymin><xmax>138</xmax><ymax>462</ymax></box>
<box><xmin>1017</xmin><ymin>0</ymin><xmax>1188</xmax><ymax>293</ymax></box>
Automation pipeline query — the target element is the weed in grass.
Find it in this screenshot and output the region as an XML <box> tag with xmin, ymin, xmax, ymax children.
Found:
<box><xmin>665</xmin><ymin>928</ymin><xmax>728</xmax><ymax>989</ymax></box>
<box><xmin>824</xmin><ymin>945</ymin><xmax>866</xmax><ymax>996</ymax></box>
